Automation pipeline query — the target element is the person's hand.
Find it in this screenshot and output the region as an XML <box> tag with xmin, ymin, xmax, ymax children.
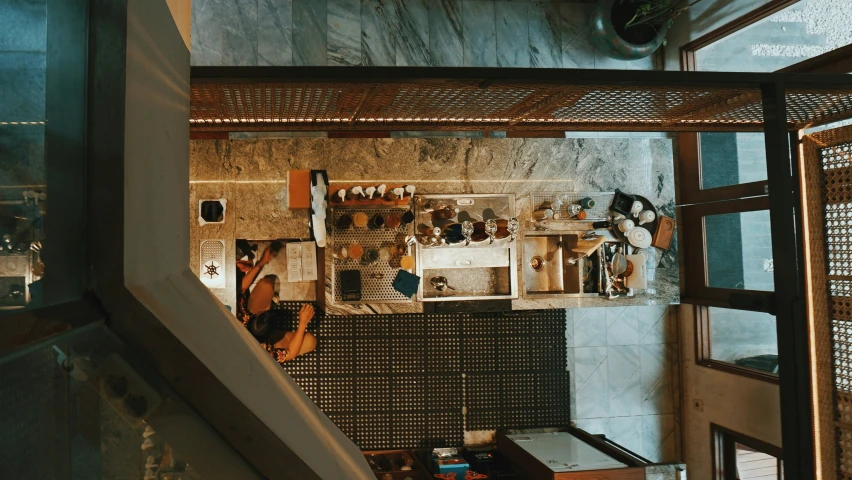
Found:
<box><xmin>299</xmin><ymin>304</ymin><xmax>315</xmax><ymax>328</ymax></box>
<box><xmin>275</xmin><ymin>350</ymin><xmax>287</xmax><ymax>362</ymax></box>
<box><xmin>259</xmin><ymin>247</ymin><xmax>273</xmax><ymax>266</ymax></box>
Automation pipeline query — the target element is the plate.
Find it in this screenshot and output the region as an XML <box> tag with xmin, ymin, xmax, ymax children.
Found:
<box><xmin>627</xmin><ymin>227</ymin><xmax>652</xmax><ymax>249</ymax></box>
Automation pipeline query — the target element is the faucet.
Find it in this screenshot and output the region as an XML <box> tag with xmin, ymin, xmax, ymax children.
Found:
<box><xmin>565</xmin><ymin>253</ymin><xmax>588</xmax><ymax>266</ymax></box>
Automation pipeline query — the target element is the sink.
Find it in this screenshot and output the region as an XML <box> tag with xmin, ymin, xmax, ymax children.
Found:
<box><xmin>522</xmin><ymin>232</ymin><xmax>604</xmax><ymax>298</ymax></box>
<box><xmin>415</xmin><ymin>193</ymin><xmax>519</xmax><ymax>302</ymax></box>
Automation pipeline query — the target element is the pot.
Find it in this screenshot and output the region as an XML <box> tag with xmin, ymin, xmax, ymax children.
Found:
<box><xmin>589</xmin><ymin>0</ymin><xmax>668</xmax><ymax>60</ymax></box>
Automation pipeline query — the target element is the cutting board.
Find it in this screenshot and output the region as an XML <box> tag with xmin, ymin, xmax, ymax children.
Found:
<box><xmin>571</xmin><ymin>236</ymin><xmax>606</xmax><ymax>258</ymax></box>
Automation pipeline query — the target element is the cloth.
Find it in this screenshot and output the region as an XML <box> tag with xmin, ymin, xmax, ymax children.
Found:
<box><xmin>392</xmin><ymin>270</ymin><xmax>421</xmax><ymax>298</ymax></box>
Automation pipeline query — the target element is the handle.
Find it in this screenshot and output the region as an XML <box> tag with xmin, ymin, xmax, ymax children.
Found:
<box><xmin>455</xmin><ymin>260</ymin><xmax>473</xmax><ymax>266</ymax></box>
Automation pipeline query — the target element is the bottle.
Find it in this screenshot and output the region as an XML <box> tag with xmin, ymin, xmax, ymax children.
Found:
<box><xmin>418</xmin><ymin>224</ymin><xmax>441</xmax><ymax>236</ymax></box>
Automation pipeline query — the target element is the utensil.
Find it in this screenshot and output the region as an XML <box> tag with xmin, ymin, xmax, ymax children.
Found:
<box><xmin>430</xmin><ymin>276</ymin><xmax>455</xmax><ymax>291</ymax></box>
<box><xmin>405</xmin><ymin>185</ymin><xmax>416</xmax><ymax>197</ymax></box>
<box><xmin>611</xmin><ymin>252</ymin><xmax>627</xmax><ymax>276</ymax></box>
<box><xmin>337</xmin><ymin>189</ymin><xmax>347</xmax><ymax>203</ymax></box>
<box><xmin>638</xmin><ymin>210</ymin><xmax>656</xmax><ymax>225</ymax></box>
<box><xmin>630</xmin><ymin>200</ymin><xmax>643</xmax><ymax>218</ymax></box>
<box><xmin>462</xmin><ymin>221</ymin><xmax>474</xmax><ymax>246</ymax></box>
<box><xmin>485</xmin><ymin>219</ymin><xmax>497</xmax><ymax>244</ymax></box>
<box><xmin>617</xmin><ymin>218</ymin><xmax>635</xmax><ymax>233</ymax></box>
<box><xmin>377</xmin><ymin>184</ymin><xmax>387</xmax><ymax>198</ymax></box>
<box><xmin>365</xmin><ymin>186</ymin><xmax>376</xmax><ymax>199</ymax></box>
<box><xmin>508</xmin><ymin>217</ymin><xmax>520</xmax><ymax>242</ymax></box>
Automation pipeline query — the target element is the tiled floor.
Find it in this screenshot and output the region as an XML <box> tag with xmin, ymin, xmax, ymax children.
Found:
<box><xmin>191</xmin><ymin>0</ymin><xmax>657</xmax><ymax>69</ymax></box>
<box><xmin>568</xmin><ymin>305</ymin><xmax>679</xmax><ymax>463</ymax></box>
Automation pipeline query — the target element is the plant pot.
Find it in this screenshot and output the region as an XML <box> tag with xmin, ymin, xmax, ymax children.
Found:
<box><xmin>589</xmin><ymin>0</ymin><xmax>668</xmax><ymax>61</ymax></box>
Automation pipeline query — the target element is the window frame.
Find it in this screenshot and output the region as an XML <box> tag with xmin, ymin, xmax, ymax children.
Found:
<box><xmin>681</xmin><ymin>195</ymin><xmax>774</xmax><ymax>310</ymax></box>
<box><xmin>680</xmin><ymin>0</ymin><xmax>803</xmax><ymax>72</ymax></box>
<box><xmin>694</xmin><ymin>305</ymin><xmax>780</xmax><ymax>384</ymax></box>
<box><xmin>711</xmin><ymin>423</ymin><xmax>783</xmax><ymax>480</ymax></box>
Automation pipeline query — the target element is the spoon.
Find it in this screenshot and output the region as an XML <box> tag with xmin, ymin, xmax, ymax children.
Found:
<box><xmin>430</xmin><ymin>276</ymin><xmax>456</xmax><ymax>291</ymax></box>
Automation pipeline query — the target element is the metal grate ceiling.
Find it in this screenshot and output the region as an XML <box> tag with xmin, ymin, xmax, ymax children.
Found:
<box><xmin>190</xmin><ymin>78</ymin><xmax>852</xmax><ymax>132</ymax></box>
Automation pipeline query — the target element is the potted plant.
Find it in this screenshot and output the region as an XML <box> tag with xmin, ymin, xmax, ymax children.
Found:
<box><xmin>590</xmin><ymin>0</ymin><xmax>705</xmax><ymax>60</ymax></box>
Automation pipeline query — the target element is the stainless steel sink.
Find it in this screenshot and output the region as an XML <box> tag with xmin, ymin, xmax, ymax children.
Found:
<box><xmin>521</xmin><ymin>232</ymin><xmax>603</xmax><ymax>298</ymax></box>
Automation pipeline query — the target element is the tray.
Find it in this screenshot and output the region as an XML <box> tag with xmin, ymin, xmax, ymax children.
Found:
<box><xmin>331</xmin><ymin>206</ymin><xmax>414</xmax><ymax>304</ymax></box>
<box><xmin>612</xmin><ymin>193</ymin><xmax>658</xmax><ymax>244</ymax></box>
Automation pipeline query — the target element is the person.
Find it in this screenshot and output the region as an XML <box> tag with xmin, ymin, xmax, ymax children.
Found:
<box><xmin>236</xmin><ymin>242</ymin><xmax>317</xmax><ymax>363</ymax></box>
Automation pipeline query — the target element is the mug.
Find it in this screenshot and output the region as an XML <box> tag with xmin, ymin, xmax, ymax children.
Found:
<box><xmin>638</xmin><ymin>210</ymin><xmax>656</xmax><ymax>225</ymax></box>
<box><xmin>630</xmin><ymin>201</ymin><xmax>643</xmax><ymax>218</ymax></box>
<box><xmin>618</xmin><ymin>218</ymin><xmax>635</xmax><ymax>233</ymax></box>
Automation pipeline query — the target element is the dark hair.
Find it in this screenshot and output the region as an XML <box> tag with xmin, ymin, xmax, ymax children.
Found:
<box><xmin>248</xmin><ymin>309</ymin><xmax>288</xmax><ymax>339</ymax></box>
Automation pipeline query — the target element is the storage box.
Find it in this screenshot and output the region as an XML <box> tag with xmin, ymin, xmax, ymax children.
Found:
<box><xmin>286</xmin><ymin>242</ymin><xmax>303</xmax><ymax>282</ymax></box>
<box><xmin>430</xmin><ymin>448</ymin><xmax>469</xmax><ymax>477</ymax></box>
<box><xmin>301</xmin><ymin>241</ymin><xmax>317</xmax><ymax>281</ymax></box>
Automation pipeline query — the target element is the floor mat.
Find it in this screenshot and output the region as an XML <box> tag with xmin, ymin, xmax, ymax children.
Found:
<box><xmin>275</xmin><ymin>303</ymin><xmax>569</xmax><ymax>450</ymax></box>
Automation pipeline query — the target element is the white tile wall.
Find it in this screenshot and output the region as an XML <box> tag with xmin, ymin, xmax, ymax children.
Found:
<box><xmin>568</xmin><ymin>305</ymin><xmax>679</xmax><ymax>463</ymax></box>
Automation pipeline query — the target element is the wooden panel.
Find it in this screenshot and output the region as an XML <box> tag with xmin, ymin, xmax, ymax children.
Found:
<box><xmin>554</xmin><ymin>469</ymin><xmax>644</xmax><ymax>480</ymax></box>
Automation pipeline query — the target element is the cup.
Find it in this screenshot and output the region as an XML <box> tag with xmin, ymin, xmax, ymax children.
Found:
<box><xmin>638</xmin><ymin>210</ymin><xmax>656</xmax><ymax>225</ymax></box>
<box><xmin>630</xmin><ymin>201</ymin><xmax>643</xmax><ymax>218</ymax></box>
<box><xmin>364</xmin><ymin>248</ymin><xmax>379</xmax><ymax>264</ymax></box>
<box><xmin>348</xmin><ymin>243</ymin><xmax>364</xmax><ymax>260</ymax></box>
<box><xmin>392</xmin><ymin>243</ymin><xmax>407</xmax><ymax>256</ymax></box>
<box><xmin>618</xmin><ymin>218</ymin><xmax>635</xmax><ymax>233</ymax></box>
<box><xmin>385</xmin><ymin>213</ymin><xmax>401</xmax><ymax>229</ymax></box>
<box><xmin>353</xmin><ymin>212</ymin><xmax>369</xmax><ymax>228</ymax></box>
<box><xmin>401</xmin><ymin>210</ymin><xmax>415</xmax><ymax>224</ymax></box>
<box><xmin>336</xmin><ymin>213</ymin><xmax>353</xmax><ymax>230</ymax></box>
<box><xmin>580</xmin><ymin>197</ymin><xmax>596</xmax><ymax>209</ymax></box>
<box><xmin>378</xmin><ymin>247</ymin><xmax>392</xmax><ymax>262</ymax></box>
<box><xmin>369</xmin><ymin>214</ymin><xmax>385</xmax><ymax>229</ymax></box>
<box><xmin>332</xmin><ymin>245</ymin><xmax>348</xmax><ymax>259</ymax></box>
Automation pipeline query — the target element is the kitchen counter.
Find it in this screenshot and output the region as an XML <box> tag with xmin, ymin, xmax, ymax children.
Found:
<box><xmin>189</xmin><ymin>137</ymin><xmax>679</xmax><ymax>314</ymax></box>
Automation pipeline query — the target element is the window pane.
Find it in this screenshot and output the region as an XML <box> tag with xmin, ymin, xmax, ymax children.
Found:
<box><xmin>0</xmin><ymin>2</ymin><xmax>47</xmax><ymax>314</ymax></box>
<box><xmin>705</xmin><ymin>210</ymin><xmax>774</xmax><ymax>291</ymax></box>
<box><xmin>695</xmin><ymin>0</ymin><xmax>852</xmax><ymax>72</ymax></box>
<box><xmin>700</xmin><ymin>132</ymin><xmax>768</xmax><ymax>189</ymax></box>
<box><xmin>710</xmin><ymin>307</ymin><xmax>778</xmax><ymax>374</ymax></box>
<box><xmin>735</xmin><ymin>443</ymin><xmax>780</xmax><ymax>479</ymax></box>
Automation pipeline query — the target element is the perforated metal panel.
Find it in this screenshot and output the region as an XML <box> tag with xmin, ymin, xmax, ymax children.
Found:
<box><xmin>530</xmin><ymin>192</ymin><xmax>615</xmax><ymax>221</ymax></box>
<box><xmin>278</xmin><ymin>308</ymin><xmax>568</xmax><ymax>450</ymax></box>
<box><xmin>199</xmin><ymin>240</ymin><xmax>226</xmax><ymax>288</ymax></box>
<box><xmin>331</xmin><ymin>206</ymin><xmax>414</xmax><ymax>303</ymax></box>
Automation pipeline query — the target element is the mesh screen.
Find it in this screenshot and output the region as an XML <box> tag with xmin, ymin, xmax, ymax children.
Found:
<box><xmin>190</xmin><ymin>81</ymin><xmax>852</xmax><ymax>132</ymax></box>
<box><xmin>808</xmin><ymin>128</ymin><xmax>852</xmax><ymax>480</ymax></box>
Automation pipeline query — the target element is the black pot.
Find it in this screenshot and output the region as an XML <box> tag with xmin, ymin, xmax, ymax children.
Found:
<box><xmin>589</xmin><ymin>0</ymin><xmax>668</xmax><ymax>60</ymax></box>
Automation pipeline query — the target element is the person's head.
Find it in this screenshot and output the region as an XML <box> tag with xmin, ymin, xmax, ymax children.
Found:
<box><xmin>249</xmin><ymin>309</ymin><xmax>290</xmax><ymax>338</ymax></box>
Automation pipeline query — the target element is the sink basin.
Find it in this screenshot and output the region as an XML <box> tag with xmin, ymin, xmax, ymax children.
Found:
<box><xmin>522</xmin><ymin>232</ymin><xmax>603</xmax><ymax>298</ymax></box>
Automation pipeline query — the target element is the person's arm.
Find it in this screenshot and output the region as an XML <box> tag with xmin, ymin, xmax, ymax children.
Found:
<box><xmin>240</xmin><ymin>248</ymin><xmax>272</xmax><ymax>293</ymax></box>
<box><xmin>281</xmin><ymin>304</ymin><xmax>314</xmax><ymax>362</ymax></box>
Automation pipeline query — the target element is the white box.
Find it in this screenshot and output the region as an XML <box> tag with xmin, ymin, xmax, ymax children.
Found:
<box><xmin>286</xmin><ymin>242</ymin><xmax>303</xmax><ymax>282</ymax></box>
<box><xmin>301</xmin><ymin>241</ymin><xmax>317</xmax><ymax>281</ymax></box>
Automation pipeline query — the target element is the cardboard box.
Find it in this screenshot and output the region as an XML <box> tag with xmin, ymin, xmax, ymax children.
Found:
<box><xmin>287</xmin><ymin>170</ymin><xmax>311</xmax><ymax>209</ymax></box>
